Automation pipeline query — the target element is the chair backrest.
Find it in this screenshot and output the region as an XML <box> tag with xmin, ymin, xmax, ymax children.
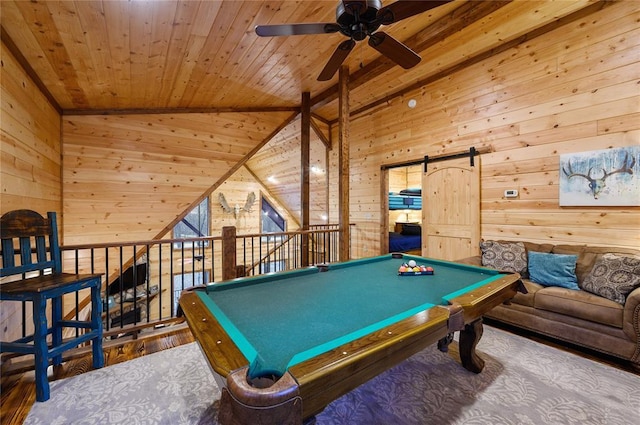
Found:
<box><xmin>0</xmin><ymin>210</ymin><xmax>62</xmax><ymax>278</ymax></box>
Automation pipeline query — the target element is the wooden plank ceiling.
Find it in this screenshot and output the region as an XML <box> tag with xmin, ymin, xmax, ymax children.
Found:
<box><xmin>1</xmin><ymin>0</ymin><xmax>596</xmax><ymax>121</ymax></box>
<box><xmin>1</xmin><ymin>0</ymin><xmax>599</xmax><ymax>241</ymax></box>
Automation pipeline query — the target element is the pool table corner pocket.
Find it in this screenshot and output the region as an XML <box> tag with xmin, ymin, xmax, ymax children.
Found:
<box><xmin>219</xmin><ymin>367</ymin><xmax>303</xmax><ymax>425</ymax></box>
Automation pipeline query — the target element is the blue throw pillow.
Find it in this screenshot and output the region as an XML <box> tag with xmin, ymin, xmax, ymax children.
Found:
<box><xmin>528</xmin><ymin>251</ymin><xmax>579</xmax><ymax>290</ymax></box>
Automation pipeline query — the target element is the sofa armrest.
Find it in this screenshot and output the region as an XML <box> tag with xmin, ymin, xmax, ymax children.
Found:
<box><xmin>623</xmin><ymin>286</ymin><xmax>640</xmax><ymax>344</ymax></box>
<box><xmin>457</xmin><ymin>256</ymin><xmax>482</xmax><ymax>267</ymax></box>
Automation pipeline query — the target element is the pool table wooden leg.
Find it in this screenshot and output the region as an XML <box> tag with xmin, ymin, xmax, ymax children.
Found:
<box><xmin>458</xmin><ymin>318</ymin><xmax>485</xmax><ymax>373</ymax></box>
<box><xmin>437</xmin><ymin>333</ymin><xmax>454</xmax><ymax>352</ymax></box>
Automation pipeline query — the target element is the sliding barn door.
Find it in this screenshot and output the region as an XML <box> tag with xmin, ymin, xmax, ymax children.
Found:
<box><xmin>422</xmin><ymin>157</ymin><xmax>480</xmax><ymax>260</ymax></box>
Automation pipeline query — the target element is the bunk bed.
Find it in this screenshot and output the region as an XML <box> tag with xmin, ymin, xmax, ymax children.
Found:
<box><xmin>388</xmin><ymin>189</ymin><xmax>422</xmax><ymax>210</ymax></box>
<box><xmin>388</xmin><ymin>189</ymin><xmax>422</xmax><ymax>254</ymax></box>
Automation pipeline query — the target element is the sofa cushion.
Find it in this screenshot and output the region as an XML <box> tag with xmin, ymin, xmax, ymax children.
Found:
<box><xmin>553</xmin><ymin>245</ymin><xmax>640</xmax><ymax>284</ymax></box>
<box><xmin>534</xmin><ymin>286</ymin><xmax>624</xmax><ymax>328</ymax></box>
<box><xmin>581</xmin><ymin>254</ymin><xmax>640</xmax><ymax>305</ymax></box>
<box><xmin>528</xmin><ymin>251</ymin><xmax>579</xmax><ymax>290</ymax></box>
<box><xmin>551</xmin><ymin>245</ymin><xmax>588</xmax><ymax>281</ymax></box>
<box><xmin>480</xmin><ymin>241</ymin><xmax>527</xmax><ymax>274</ymax></box>
<box><xmin>522</xmin><ymin>241</ymin><xmax>554</xmax><ymax>254</ymax></box>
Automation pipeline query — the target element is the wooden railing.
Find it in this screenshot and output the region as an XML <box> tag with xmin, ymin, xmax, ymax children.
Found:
<box><xmin>14</xmin><ymin>225</ymin><xmax>344</xmax><ymax>341</ymax></box>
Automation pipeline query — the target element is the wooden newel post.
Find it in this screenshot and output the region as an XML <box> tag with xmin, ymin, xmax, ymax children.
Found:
<box><xmin>222</xmin><ymin>226</ymin><xmax>237</xmax><ymax>281</ymax></box>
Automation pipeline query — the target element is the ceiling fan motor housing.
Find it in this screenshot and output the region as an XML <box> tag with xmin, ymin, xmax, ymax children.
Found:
<box><xmin>336</xmin><ymin>0</ymin><xmax>382</xmax><ymax>41</ymax></box>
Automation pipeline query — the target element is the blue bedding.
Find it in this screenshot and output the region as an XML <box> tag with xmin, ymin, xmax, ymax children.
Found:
<box><xmin>389</xmin><ymin>232</ymin><xmax>421</xmax><ymax>252</ymax></box>
<box><xmin>389</xmin><ymin>194</ymin><xmax>422</xmax><ymax>210</ymax></box>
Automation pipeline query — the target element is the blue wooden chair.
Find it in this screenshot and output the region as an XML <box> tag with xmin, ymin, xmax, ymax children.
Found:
<box><xmin>0</xmin><ymin>209</ymin><xmax>104</xmax><ymax>401</ymax></box>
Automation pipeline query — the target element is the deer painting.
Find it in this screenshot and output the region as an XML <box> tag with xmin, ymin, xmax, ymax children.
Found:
<box><xmin>562</xmin><ymin>151</ymin><xmax>636</xmax><ymax>201</ymax></box>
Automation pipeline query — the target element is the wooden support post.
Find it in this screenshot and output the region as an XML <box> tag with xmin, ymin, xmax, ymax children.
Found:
<box><xmin>301</xmin><ymin>92</ymin><xmax>311</xmax><ymax>266</ymax></box>
<box><xmin>338</xmin><ymin>65</ymin><xmax>350</xmax><ymax>262</ymax></box>
<box><xmin>222</xmin><ymin>226</ymin><xmax>237</xmax><ymax>280</ymax></box>
<box><xmin>380</xmin><ymin>168</ymin><xmax>389</xmax><ymax>255</ymax></box>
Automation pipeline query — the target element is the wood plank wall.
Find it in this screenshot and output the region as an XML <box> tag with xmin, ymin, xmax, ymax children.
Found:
<box><xmin>343</xmin><ymin>1</ymin><xmax>639</xmax><ymax>258</ymax></box>
<box><xmin>212</xmin><ymin>165</ymin><xmax>300</xmax><ymax>235</ymax></box>
<box><xmin>142</xmin><ymin>165</ymin><xmax>302</xmax><ymax>321</ymax></box>
<box><xmin>0</xmin><ymin>43</ymin><xmax>62</xmax><ymax>342</ymax></box>
<box><xmin>246</xmin><ymin>119</ymin><xmax>329</xmax><ymax>226</ymax></box>
<box><xmin>1</xmin><ymin>44</ymin><xmax>61</xmax><ymax>215</ymax></box>
<box><xmin>61</xmin><ymin>111</ymin><xmax>293</xmax><ymax>245</ymax></box>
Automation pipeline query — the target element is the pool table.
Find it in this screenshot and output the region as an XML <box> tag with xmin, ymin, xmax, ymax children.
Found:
<box><xmin>179</xmin><ymin>253</ymin><xmax>522</xmax><ymax>425</ymax></box>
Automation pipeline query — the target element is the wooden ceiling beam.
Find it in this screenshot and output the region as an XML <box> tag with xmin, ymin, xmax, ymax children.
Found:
<box><xmin>1</xmin><ymin>26</ymin><xmax>62</xmax><ymax>114</ymax></box>
<box><xmin>63</xmin><ymin>106</ymin><xmax>299</xmax><ymax>116</ymax></box>
<box><xmin>310</xmin><ymin>117</ymin><xmax>332</xmax><ymax>151</ymax></box>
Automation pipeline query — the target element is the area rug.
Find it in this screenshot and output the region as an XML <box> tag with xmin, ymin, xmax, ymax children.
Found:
<box><xmin>25</xmin><ymin>326</ymin><xmax>640</xmax><ymax>424</ymax></box>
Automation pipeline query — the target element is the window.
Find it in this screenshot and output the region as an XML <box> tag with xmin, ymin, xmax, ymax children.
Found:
<box><xmin>173</xmin><ymin>198</ymin><xmax>209</xmax><ymax>248</ymax></box>
<box><xmin>261</xmin><ymin>197</ymin><xmax>285</xmax><ymax>240</ymax></box>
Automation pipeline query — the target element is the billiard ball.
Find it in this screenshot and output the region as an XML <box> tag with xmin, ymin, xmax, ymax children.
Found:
<box><xmin>407</xmin><ymin>260</ymin><xmax>417</xmax><ymax>268</ymax></box>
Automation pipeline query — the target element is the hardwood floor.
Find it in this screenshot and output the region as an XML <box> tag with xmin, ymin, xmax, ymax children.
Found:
<box><xmin>1</xmin><ymin>324</ymin><xmax>194</xmax><ymax>425</ymax></box>
<box><xmin>1</xmin><ymin>322</ymin><xmax>636</xmax><ymax>425</ymax></box>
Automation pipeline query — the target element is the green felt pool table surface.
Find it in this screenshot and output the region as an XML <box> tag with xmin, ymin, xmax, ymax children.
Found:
<box><xmin>179</xmin><ymin>253</ymin><xmax>522</xmax><ymax>424</ymax></box>
<box><xmin>195</xmin><ymin>254</ymin><xmax>504</xmax><ymax>379</ymax></box>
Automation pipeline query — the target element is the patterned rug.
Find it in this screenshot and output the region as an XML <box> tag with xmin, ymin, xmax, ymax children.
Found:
<box><xmin>25</xmin><ymin>326</ymin><xmax>640</xmax><ymax>425</ymax></box>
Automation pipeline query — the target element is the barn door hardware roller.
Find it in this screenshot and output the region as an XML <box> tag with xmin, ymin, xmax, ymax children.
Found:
<box><xmin>423</xmin><ymin>146</ymin><xmax>482</xmax><ymax>172</ymax></box>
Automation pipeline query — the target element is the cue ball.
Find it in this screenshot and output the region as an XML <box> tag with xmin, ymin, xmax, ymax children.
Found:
<box><xmin>408</xmin><ymin>260</ymin><xmax>417</xmax><ymax>267</ymax></box>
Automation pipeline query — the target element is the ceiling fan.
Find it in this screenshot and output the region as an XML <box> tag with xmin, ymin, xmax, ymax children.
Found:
<box><xmin>255</xmin><ymin>0</ymin><xmax>452</xmax><ymax>81</ymax></box>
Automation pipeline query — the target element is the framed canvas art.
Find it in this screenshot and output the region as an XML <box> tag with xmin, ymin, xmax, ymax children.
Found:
<box><xmin>559</xmin><ymin>146</ymin><xmax>639</xmax><ymax>206</ymax></box>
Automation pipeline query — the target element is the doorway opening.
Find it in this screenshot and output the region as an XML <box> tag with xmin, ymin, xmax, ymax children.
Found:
<box><xmin>385</xmin><ymin>165</ymin><xmax>422</xmax><ymax>255</ymax></box>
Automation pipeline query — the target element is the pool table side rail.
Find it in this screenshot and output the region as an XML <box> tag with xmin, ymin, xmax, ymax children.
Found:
<box><xmin>290</xmin><ymin>305</ymin><xmax>452</xmax><ymax>419</ymax></box>
<box><xmin>205</xmin><ymin>266</ymin><xmax>320</xmax><ymax>291</ymax></box>
<box><xmin>401</xmin><ymin>254</ymin><xmax>502</xmax><ymax>274</ymax></box>
<box><xmin>179</xmin><ymin>291</ymin><xmax>249</xmax><ymax>377</ymax></box>
<box><xmin>446</xmin><ymin>273</ymin><xmax>522</xmax><ymax>322</ymax></box>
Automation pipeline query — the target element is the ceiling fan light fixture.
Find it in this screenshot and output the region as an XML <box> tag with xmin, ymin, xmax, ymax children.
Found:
<box><xmin>255</xmin><ymin>0</ymin><xmax>454</xmax><ymax>81</ymax></box>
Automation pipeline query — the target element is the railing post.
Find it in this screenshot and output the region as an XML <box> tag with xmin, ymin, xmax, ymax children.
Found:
<box><xmin>222</xmin><ymin>226</ymin><xmax>237</xmax><ymax>281</ymax></box>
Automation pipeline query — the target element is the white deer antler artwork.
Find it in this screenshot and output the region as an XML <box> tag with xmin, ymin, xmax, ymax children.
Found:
<box><xmin>560</xmin><ymin>146</ymin><xmax>639</xmax><ymax>206</ymax></box>
<box><xmin>219</xmin><ymin>192</ymin><xmax>256</xmax><ymax>218</ymax></box>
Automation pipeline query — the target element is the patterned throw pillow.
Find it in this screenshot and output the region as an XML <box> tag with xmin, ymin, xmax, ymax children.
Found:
<box><xmin>480</xmin><ymin>241</ymin><xmax>527</xmax><ymax>274</ymax></box>
<box><xmin>581</xmin><ymin>254</ymin><xmax>640</xmax><ymax>304</ymax></box>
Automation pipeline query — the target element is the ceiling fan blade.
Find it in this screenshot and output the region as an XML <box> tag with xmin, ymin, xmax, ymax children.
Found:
<box><xmin>255</xmin><ymin>23</ymin><xmax>340</xmax><ymax>37</ymax></box>
<box><xmin>378</xmin><ymin>0</ymin><xmax>453</xmax><ymax>25</ymax></box>
<box><xmin>318</xmin><ymin>39</ymin><xmax>356</xmax><ymax>81</ymax></box>
<box><xmin>368</xmin><ymin>32</ymin><xmax>420</xmax><ymax>69</ymax></box>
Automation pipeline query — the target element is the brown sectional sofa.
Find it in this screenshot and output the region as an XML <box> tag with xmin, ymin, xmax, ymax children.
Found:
<box><xmin>459</xmin><ymin>242</ymin><xmax>640</xmax><ymax>371</ymax></box>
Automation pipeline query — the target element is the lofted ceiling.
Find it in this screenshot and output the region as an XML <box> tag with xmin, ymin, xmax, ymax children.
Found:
<box><xmin>1</xmin><ymin>0</ymin><xmax>598</xmax><ymax>122</ymax></box>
